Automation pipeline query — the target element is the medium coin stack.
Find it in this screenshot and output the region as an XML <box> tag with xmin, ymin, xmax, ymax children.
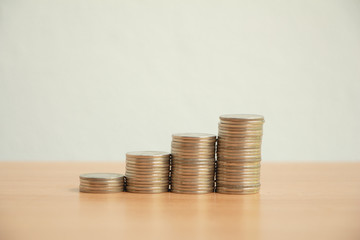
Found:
<box><xmin>216</xmin><ymin>114</ymin><xmax>264</xmax><ymax>194</ymax></box>
<box><xmin>79</xmin><ymin>173</ymin><xmax>124</xmax><ymax>193</ymax></box>
<box><xmin>125</xmin><ymin>151</ymin><xmax>170</xmax><ymax>193</ymax></box>
<box><xmin>171</xmin><ymin>133</ymin><xmax>216</xmax><ymax>194</ymax></box>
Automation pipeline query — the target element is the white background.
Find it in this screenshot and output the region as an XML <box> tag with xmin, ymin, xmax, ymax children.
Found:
<box><xmin>1</xmin><ymin>0</ymin><xmax>359</xmax><ymax>162</ymax></box>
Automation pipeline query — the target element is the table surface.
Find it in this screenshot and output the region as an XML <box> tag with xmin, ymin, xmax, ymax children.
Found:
<box><xmin>0</xmin><ymin>162</ymin><xmax>359</xmax><ymax>240</ymax></box>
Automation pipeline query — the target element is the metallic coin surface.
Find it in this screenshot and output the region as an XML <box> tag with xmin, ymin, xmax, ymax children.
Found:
<box><xmin>216</xmin><ymin>114</ymin><xmax>264</xmax><ymax>195</ymax></box>
<box><xmin>79</xmin><ymin>173</ymin><xmax>125</xmax><ymax>193</ymax></box>
<box><xmin>170</xmin><ymin>132</ymin><xmax>216</xmax><ymax>194</ymax></box>
<box><xmin>220</xmin><ymin>114</ymin><xmax>264</xmax><ymax>121</ymax></box>
<box><xmin>126</xmin><ymin>151</ymin><xmax>170</xmax><ymax>157</ymax></box>
<box><xmin>80</xmin><ymin>173</ymin><xmax>124</xmax><ymax>180</ymax></box>
<box><xmin>125</xmin><ymin>150</ymin><xmax>171</xmax><ymax>193</ymax></box>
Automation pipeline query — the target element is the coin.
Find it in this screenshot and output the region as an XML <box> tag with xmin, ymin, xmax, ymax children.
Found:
<box><xmin>80</xmin><ymin>182</ymin><xmax>124</xmax><ymax>188</ymax></box>
<box><xmin>216</xmin><ymin>187</ymin><xmax>260</xmax><ymax>195</ymax></box>
<box><xmin>220</xmin><ymin>114</ymin><xmax>264</xmax><ymax>121</ymax></box>
<box><xmin>170</xmin><ymin>132</ymin><xmax>216</xmax><ymax>194</ymax></box>
<box><xmin>126</xmin><ymin>151</ymin><xmax>170</xmax><ymax>157</ymax></box>
<box><xmin>216</xmin><ymin>114</ymin><xmax>264</xmax><ymax>195</ymax></box>
<box><xmin>171</xmin><ymin>189</ymin><xmax>213</xmax><ymax>194</ymax></box>
<box><xmin>80</xmin><ymin>173</ymin><xmax>124</xmax><ymax>181</ymax></box>
<box><xmin>125</xmin><ymin>151</ymin><xmax>170</xmax><ymax>193</ymax></box>
<box><xmin>79</xmin><ymin>173</ymin><xmax>125</xmax><ymax>193</ymax></box>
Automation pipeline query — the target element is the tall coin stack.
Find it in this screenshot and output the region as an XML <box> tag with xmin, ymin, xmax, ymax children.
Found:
<box><xmin>216</xmin><ymin>114</ymin><xmax>264</xmax><ymax>194</ymax></box>
<box><xmin>171</xmin><ymin>133</ymin><xmax>216</xmax><ymax>194</ymax></box>
<box><xmin>79</xmin><ymin>173</ymin><xmax>124</xmax><ymax>193</ymax></box>
<box><xmin>125</xmin><ymin>151</ymin><xmax>170</xmax><ymax>193</ymax></box>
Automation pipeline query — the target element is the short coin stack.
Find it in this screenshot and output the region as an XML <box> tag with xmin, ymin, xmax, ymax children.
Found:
<box><xmin>79</xmin><ymin>173</ymin><xmax>124</xmax><ymax>193</ymax></box>
<box><xmin>216</xmin><ymin>114</ymin><xmax>264</xmax><ymax>194</ymax></box>
<box><xmin>125</xmin><ymin>151</ymin><xmax>170</xmax><ymax>193</ymax></box>
<box><xmin>171</xmin><ymin>133</ymin><xmax>216</xmax><ymax>194</ymax></box>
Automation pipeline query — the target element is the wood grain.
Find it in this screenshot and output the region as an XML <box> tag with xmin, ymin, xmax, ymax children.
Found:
<box><xmin>0</xmin><ymin>162</ymin><xmax>359</xmax><ymax>240</ymax></box>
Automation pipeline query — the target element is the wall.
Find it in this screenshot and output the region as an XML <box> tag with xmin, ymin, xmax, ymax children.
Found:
<box><xmin>1</xmin><ymin>0</ymin><xmax>360</xmax><ymax>161</ymax></box>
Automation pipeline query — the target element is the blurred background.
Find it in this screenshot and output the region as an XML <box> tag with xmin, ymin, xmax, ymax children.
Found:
<box><xmin>0</xmin><ymin>0</ymin><xmax>359</xmax><ymax>162</ymax></box>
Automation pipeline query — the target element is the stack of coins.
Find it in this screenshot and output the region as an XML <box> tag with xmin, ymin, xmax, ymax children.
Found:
<box><xmin>216</xmin><ymin>114</ymin><xmax>264</xmax><ymax>194</ymax></box>
<box><xmin>125</xmin><ymin>151</ymin><xmax>170</xmax><ymax>193</ymax></box>
<box><xmin>171</xmin><ymin>133</ymin><xmax>216</xmax><ymax>194</ymax></box>
<box><xmin>79</xmin><ymin>173</ymin><xmax>124</xmax><ymax>193</ymax></box>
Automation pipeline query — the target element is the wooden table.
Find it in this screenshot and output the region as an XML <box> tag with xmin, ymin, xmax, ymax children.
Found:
<box><xmin>0</xmin><ymin>162</ymin><xmax>359</xmax><ymax>240</ymax></box>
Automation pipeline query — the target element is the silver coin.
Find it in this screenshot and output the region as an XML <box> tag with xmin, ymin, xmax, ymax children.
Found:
<box><xmin>172</xmin><ymin>132</ymin><xmax>216</xmax><ymax>139</ymax></box>
<box><xmin>126</xmin><ymin>157</ymin><xmax>170</xmax><ymax>162</ymax></box>
<box><xmin>216</xmin><ymin>187</ymin><xmax>259</xmax><ymax>195</ymax></box>
<box><xmin>79</xmin><ymin>173</ymin><xmax>124</xmax><ymax>181</ymax></box>
<box><xmin>171</xmin><ymin>184</ymin><xmax>214</xmax><ymax>189</ymax></box>
<box><xmin>80</xmin><ymin>178</ymin><xmax>124</xmax><ymax>183</ymax></box>
<box><xmin>171</xmin><ymin>175</ymin><xmax>214</xmax><ymax>181</ymax></box>
<box><xmin>219</xmin><ymin>128</ymin><xmax>263</xmax><ymax>133</ymax></box>
<box><xmin>219</xmin><ymin>125</ymin><xmax>263</xmax><ymax>131</ymax></box>
<box><xmin>125</xmin><ymin>175</ymin><xmax>169</xmax><ymax>180</ymax></box>
<box><xmin>125</xmin><ymin>173</ymin><xmax>169</xmax><ymax>178</ymax></box>
<box><xmin>79</xmin><ymin>189</ymin><xmax>124</xmax><ymax>193</ymax></box>
<box><xmin>171</xmin><ymin>176</ymin><xmax>214</xmax><ymax>181</ymax></box>
<box><xmin>171</xmin><ymin>148</ymin><xmax>215</xmax><ymax>153</ymax></box>
<box><xmin>171</xmin><ymin>161</ymin><xmax>215</xmax><ymax>166</ymax></box>
<box><xmin>171</xmin><ymin>143</ymin><xmax>215</xmax><ymax>148</ymax></box>
<box><xmin>126</xmin><ymin>160</ymin><xmax>169</xmax><ymax>165</ymax></box>
<box><xmin>79</xmin><ymin>187</ymin><xmax>124</xmax><ymax>192</ymax></box>
<box><xmin>171</xmin><ymin>178</ymin><xmax>214</xmax><ymax>184</ymax></box>
<box><xmin>218</xmin><ymin>130</ymin><xmax>263</xmax><ymax>135</ymax></box>
<box><xmin>126</xmin><ymin>187</ymin><xmax>169</xmax><ymax>194</ymax></box>
<box><xmin>79</xmin><ymin>185</ymin><xmax>124</xmax><ymax>190</ymax></box>
<box><xmin>127</xmin><ymin>183</ymin><xmax>169</xmax><ymax>188</ymax></box>
<box><xmin>126</xmin><ymin>151</ymin><xmax>170</xmax><ymax>157</ymax></box>
<box><xmin>171</xmin><ymin>161</ymin><xmax>214</xmax><ymax>166</ymax></box>
<box><xmin>126</xmin><ymin>185</ymin><xmax>169</xmax><ymax>191</ymax></box>
<box><xmin>171</xmin><ymin>189</ymin><xmax>213</xmax><ymax>194</ymax></box>
<box><xmin>80</xmin><ymin>182</ymin><xmax>124</xmax><ymax>187</ymax></box>
<box><xmin>216</xmin><ymin>181</ymin><xmax>260</xmax><ymax>187</ymax></box>
<box><xmin>171</xmin><ymin>152</ymin><xmax>215</xmax><ymax>157</ymax></box>
<box><xmin>172</xmin><ymin>158</ymin><xmax>214</xmax><ymax>163</ymax></box>
<box><xmin>217</xmin><ymin>154</ymin><xmax>262</xmax><ymax>159</ymax></box>
<box><xmin>217</xmin><ymin>168</ymin><xmax>261</xmax><ymax>173</ymax></box>
<box><xmin>171</xmin><ymin>183</ymin><xmax>214</xmax><ymax>187</ymax></box>
<box><xmin>126</xmin><ymin>178</ymin><xmax>169</xmax><ymax>184</ymax></box>
<box><xmin>171</xmin><ymin>171</ymin><xmax>214</xmax><ymax>176</ymax></box>
<box><xmin>216</xmin><ymin>169</ymin><xmax>260</xmax><ymax>178</ymax></box>
<box><xmin>125</xmin><ymin>169</ymin><xmax>170</xmax><ymax>175</ymax></box>
<box><xmin>216</xmin><ymin>178</ymin><xmax>260</xmax><ymax>184</ymax></box>
<box><xmin>218</xmin><ymin>145</ymin><xmax>262</xmax><ymax>150</ymax></box>
<box><xmin>171</xmin><ymin>151</ymin><xmax>215</xmax><ymax>156</ymax></box>
<box><xmin>171</xmin><ymin>165</ymin><xmax>214</xmax><ymax>170</ymax></box>
<box><xmin>220</xmin><ymin>114</ymin><xmax>264</xmax><ymax>121</ymax></box>
<box><xmin>217</xmin><ymin>148</ymin><xmax>261</xmax><ymax>153</ymax></box>
<box><xmin>171</xmin><ymin>167</ymin><xmax>215</xmax><ymax>172</ymax></box>
<box><xmin>172</xmin><ymin>170</ymin><xmax>215</xmax><ymax>176</ymax></box>
<box><xmin>218</xmin><ymin>136</ymin><xmax>263</xmax><ymax>141</ymax></box>
<box><xmin>219</xmin><ymin>123</ymin><xmax>264</xmax><ymax>129</ymax></box>
<box><xmin>125</xmin><ymin>164</ymin><xmax>169</xmax><ymax>169</ymax></box>
<box><xmin>218</xmin><ymin>140</ymin><xmax>262</xmax><ymax>146</ymax></box>
<box><xmin>216</xmin><ymin>168</ymin><xmax>260</xmax><ymax>173</ymax></box>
